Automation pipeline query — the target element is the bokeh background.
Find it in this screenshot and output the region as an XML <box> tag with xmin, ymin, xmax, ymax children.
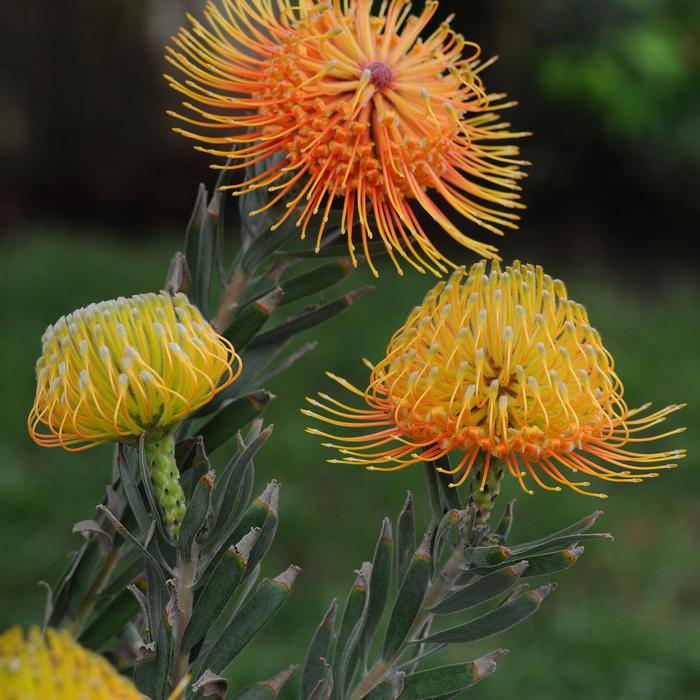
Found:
<box><xmin>1</xmin><ymin>1</ymin><xmax>699</xmax><ymax>698</ymax></box>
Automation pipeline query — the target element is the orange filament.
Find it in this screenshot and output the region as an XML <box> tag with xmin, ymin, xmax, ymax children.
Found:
<box><xmin>166</xmin><ymin>0</ymin><xmax>528</xmax><ymax>276</ymax></box>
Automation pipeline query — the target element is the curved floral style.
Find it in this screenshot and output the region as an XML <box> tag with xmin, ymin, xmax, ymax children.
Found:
<box><xmin>28</xmin><ymin>292</ymin><xmax>240</xmax><ymax>451</ymax></box>
<box><xmin>166</xmin><ymin>0</ymin><xmax>528</xmax><ymax>276</ymax></box>
<box><xmin>304</xmin><ymin>260</ymin><xmax>685</xmax><ymax>496</ymax></box>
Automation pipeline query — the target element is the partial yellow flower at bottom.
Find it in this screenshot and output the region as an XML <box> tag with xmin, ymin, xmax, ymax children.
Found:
<box><xmin>27</xmin><ymin>291</ymin><xmax>241</xmax><ymax>536</ymax></box>
<box><xmin>304</xmin><ymin>260</ymin><xmax>686</xmax><ymax>497</ymax></box>
<box><xmin>0</xmin><ymin>626</ymin><xmax>186</xmax><ymax>700</ymax></box>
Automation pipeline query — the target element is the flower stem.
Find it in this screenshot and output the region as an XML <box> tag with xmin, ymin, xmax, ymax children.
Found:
<box><xmin>350</xmin><ymin>548</ymin><xmax>464</xmax><ymax>699</ymax></box>
<box><xmin>171</xmin><ymin>550</ymin><xmax>197</xmax><ymax>688</ymax></box>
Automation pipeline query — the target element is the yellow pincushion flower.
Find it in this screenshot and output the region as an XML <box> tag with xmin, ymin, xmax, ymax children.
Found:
<box><xmin>304</xmin><ymin>261</ymin><xmax>685</xmax><ymax>497</ymax></box>
<box><xmin>166</xmin><ymin>0</ymin><xmax>527</xmax><ymax>276</ymax></box>
<box><xmin>0</xmin><ymin>626</ymin><xmax>187</xmax><ymax>700</ymax></box>
<box><xmin>28</xmin><ymin>292</ymin><xmax>240</xmax><ymax>451</ymax></box>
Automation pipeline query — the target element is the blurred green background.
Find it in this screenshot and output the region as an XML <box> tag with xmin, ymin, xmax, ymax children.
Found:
<box><xmin>1</xmin><ymin>0</ymin><xmax>699</xmax><ymax>698</ymax></box>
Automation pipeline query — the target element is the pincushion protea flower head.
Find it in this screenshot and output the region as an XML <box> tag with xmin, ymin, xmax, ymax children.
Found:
<box><xmin>304</xmin><ymin>261</ymin><xmax>686</xmax><ymax>497</ymax></box>
<box><xmin>166</xmin><ymin>0</ymin><xmax>528</xmax><ymax>276</ymax></box>
<box><xmin>28</xmin><ymin>292</ymin><xmax>240</xmax><ymax>451</ymax></box>
<box><xmin>0</xmin><ymin>626</ymin><xmax>186</xmax><ymax>700</ymax></box>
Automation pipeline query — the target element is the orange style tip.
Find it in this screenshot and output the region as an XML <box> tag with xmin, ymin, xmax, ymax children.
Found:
<box><xmin>366</xmin><ymin>466</ymin><xmax>377</xmax><ymax>471</ymax></box>
<box><xmin>527</xmin><ymin>490</ymin><xmax>535</xmax><ymax>495</ymax></box>
<box><xmin>553</xmin><ymin>487</ymin><xmax>562</xmax><ymax>492</ymax></box>
<box><xmin>597</xmin><ymin>494</ymin><xmax>609</xmax><ymax>499</ymax></box>
<box><xmin>447</xmin><ymin>482</ymin><xmax>457</xmax><ymax>489</ymax></box>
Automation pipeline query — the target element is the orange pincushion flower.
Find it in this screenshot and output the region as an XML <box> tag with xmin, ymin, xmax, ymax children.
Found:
<box><xmin>303</xmin><ymin>261</ymin><xmax>686</xmax><ymax>497</ymax></box>
<box><xmin>166</xmin><ymin>0</ymin><xmax>528</xmax><ymax>276</ymax></box>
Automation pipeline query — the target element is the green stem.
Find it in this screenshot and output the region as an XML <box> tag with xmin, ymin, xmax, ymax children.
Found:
<box><xmin>171</xmin><ymin>551</ymin><xmax>198</xmax><ymax>688</ymax></box>
<box><xmin>350</xmin><ymin>549</ymin><xmax>464</xmax><ymax>699</ymax></box>
<box><xmin>144</xmin><ymin>432</ymin><xmax>186</xmax><ymax>538</ymax></box>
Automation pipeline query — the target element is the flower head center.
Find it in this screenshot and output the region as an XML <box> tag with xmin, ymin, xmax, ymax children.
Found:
<box><xmin>366</xmin><ymin>61</ymin><xmax>393</xmax><ymax>90</ymax></box>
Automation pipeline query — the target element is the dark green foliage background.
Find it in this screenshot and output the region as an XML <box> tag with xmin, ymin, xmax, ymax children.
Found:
<box><xmin>0</xmin><ymin>231</ymin><xmax>697</xmax><ymax>699</ymax></box>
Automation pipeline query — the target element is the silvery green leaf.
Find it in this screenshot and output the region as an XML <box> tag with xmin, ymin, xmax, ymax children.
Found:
<box><xmin>382</xmin><ymin>531</ymin><xmax>431</xmax><ymax>660</ymax></box>
<box><xmin>401</xmin><ymin>650</ymin><xmax>506</xmax><ymax>699</ymax></box>
<box><xmin>301</xmin><ymin>600</ymin><xmax>337</xmax><ymax>700</ymax></box>
<box><xmin>520</xmin><ymin>545</ymin><xmax>585</xmax><ymax>578</ymax></box>
<box><xmin>431</xmin><ymin>562</ymin><xmax>529</xmax><ymax>615</ymax></box>
<box><xmin>508</xmin><ymin>511</ymin><xmax>606</xmax><ymax>555</ymax></box>
<box><xmin>423</xmin><ymin>584</ymin><xmax>556</xmax><ymax>644</ymax></box>
<box><xmin>360</xmin><ymin>518</ymin><xmax>393</xmax><ymax>666</ymax></box>
<box><xmin>195</xmin><ymin>565</ymin><xmax>300</xmax><ymax>676</ymax></box>
<box><xmin>396</xmin><ymin>492</ymin><xmax>416</xmax><ymax>588</ymax></box>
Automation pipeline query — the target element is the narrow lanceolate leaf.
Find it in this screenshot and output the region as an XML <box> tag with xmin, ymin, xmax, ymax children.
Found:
<box><xmin>196</xmin><ymin>566</ymin><xmax>301</xmax><ymax>676</ymax></box>
<box><xmin>249</xmin><ymin>287</ymin><xmax>372</xmax><ymax>349</ymax></box>
<box><xmin>279</xmin><ymin>259</ymin><xmax>353</xmax><ymax>306</ymax></box>
<box><xmin>183</xmin><ymin>436</ymin><xmax>211</xmax><ymax>499</ymax></box>
<box><xmin>509</xmin><ymin>511</ymin><xmax>605</xmax><ymax>555</ymax></box>
<box><xmin>520</xmin><ymin>545</ymin><xmax>584</xmax><ymax>578</ymax></box>
<box><xmin>116</xmin><ymin>444</ymin><xmax>150</xmax><ymax>536</ymax></box>
<box><xmin>382</xmin><ymin>531</ymin><xmax>432</xmax><ymax>660</ymax></box>
<box><xmin>401</xmin><ymin>651</ymin><xmax>507</xmax><ymax>700</ymax></box>
<box><xmin>434</xmin><ymin>456</ymin><xmax>462</xmax><ymax>512</ymax></box>
<box><xmin>432</xmin><ymin>509</ymin><xmax>463</xmax><ymax>563</ymax></box>
<box><xmin>423</xmin><ymin>584</ymin><xmax>556</xmax><ymax>644</ymax></box>
<box><xmin>276</xmin><ymin>240</ymin><xmax>388</xmax><ymax>259</ymax></box>
<box><xmin>300</xmin><ymin>599</ymin><xmax>337</xmax><ymax>700</ymax></box>
<box><xmin>185</xmin><ymin>183</ymin><xmax>216</xmax><ymax>316</ymax></box>
<box><xmin>360</xmin><ymin>518</ymin><xmax>393</xmax><ymax>664</ymax></box>
<box><xmin>181</xmin><ymin>530</ymin><xmax>254</xmax><ymax>652</ymax></box>
<box><xmin>495</xmin><ymin>500</ymin><xmax>515</xmax><ymax>540</ymax></box>
<box><xmin>179</xmin><ymin>471</ymin><xmax>214</xmax><ymax>558</ymax></box>
<box><xmin>134</xmin><ymin>608</ymin><xmax>171</xmax><ymax>700</ymax></box>
<box><xmin>197</xmin><ymin>390</ymin><xmax>274</xmax><ymax>454</ymax></box>
<box><xmin>508</xmin><ymin>532</ymin><xmax>612</xmax><ymax>558</ymax></box>
<box><xmin>423</xmin><ymin>464</ymin><xmax>444</xmax><ymax>520</ymax></box>
<box><xmin>336</xmin><ymin>562</ymin><xmax>371</xmax><ymax>694</ymax></box>
<box><xmin>397</xmin><ymin>492</ymin><xmax>416</xmax><ymax>588</ymax></box>
<box><xmin>364</xmin><ymin>672</ymin><xmax>406</xmax><ymax>700</ymax></box>
<box><xmin>308</xmin><ymin>658</ymin><xmax>333</xmax><ymax>700</ymax></box>
<box><xmin>431</xmin><ymin>562</ymin><xmax>529</xmax><ymax>614</ymax></box>
<box><xmin>225</xmin><ymin>288</ymin><xmax>284</xmax><ymax>349</ymax></box>
<box><xmin>79</xmin><ymin>588</ymin><xmax>140</xmax><ymax>650</ymax></box>
<box><xmin>230</xmin><ymin>481</ymin><xmax>280</xmax><ymax>579</ymax></box>
<box><xmin>209</xmin><ymin>425</ymin><xmax>272</xmax><ymax>537</ymax></box>
<box><xmin>240</xmin><ymin>215</ymin><xmax>298</xmax><ymax>274</ymax></box>
<box><xmin>232</xmin><ymin>665</ymin><xmax>299</xmax><ymax>700</ymax></box>
<box><xmin>462</xmin><ymin>544</ymin><xmax>512</xmax><ymax>567</ymax></box>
